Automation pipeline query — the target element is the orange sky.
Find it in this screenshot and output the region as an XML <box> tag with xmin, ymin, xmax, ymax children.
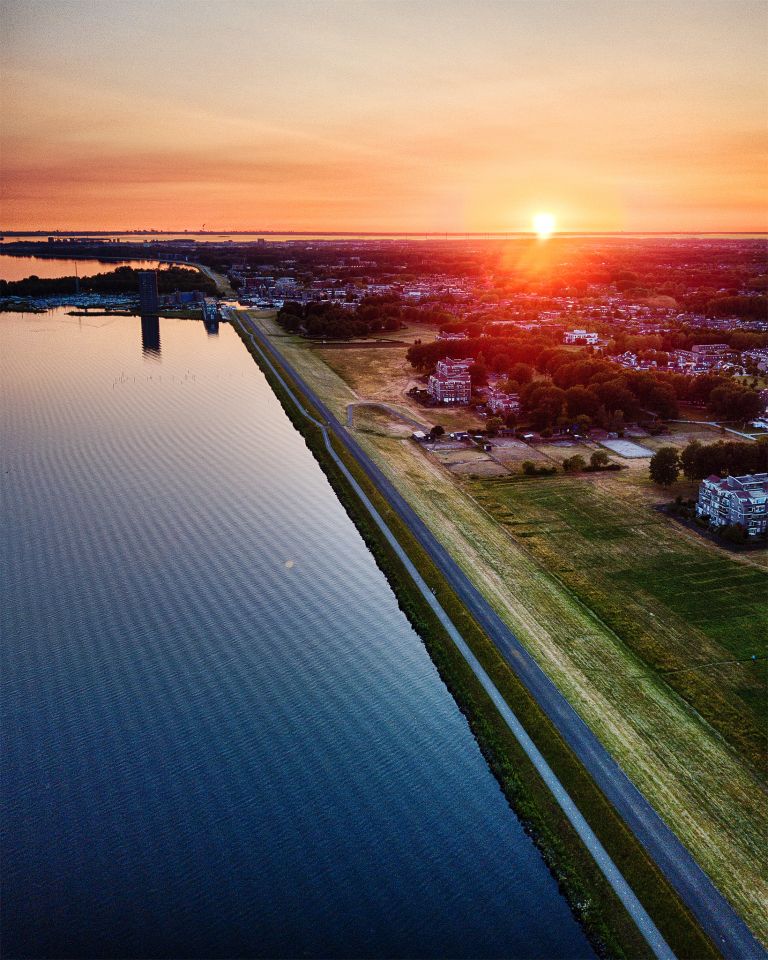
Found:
<box><xmin>2</xmin><ymin>0</ymin><xmax>767</xmax><ymax>232</ymax></box>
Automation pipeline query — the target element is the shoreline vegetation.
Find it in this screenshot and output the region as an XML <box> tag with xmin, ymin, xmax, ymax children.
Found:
<box><xmin>231</xmin><ymin>314</ymin><xmax>720</xmax><ymax>960</ymax></box>
<box><xmin>0</xmin><ymin>265</ymin><xmax>216</xmax><ymax>299</ymax></box>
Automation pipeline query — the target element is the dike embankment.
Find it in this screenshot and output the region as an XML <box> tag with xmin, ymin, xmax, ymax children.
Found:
<box><xmin>228</xmin><ymin>308</ymin><xmax>763</xmax><ymax>960</ymax></box>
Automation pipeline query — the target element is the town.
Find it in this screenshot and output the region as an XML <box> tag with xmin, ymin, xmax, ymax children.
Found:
<box><xmin>2</xmin><ymin>234</ymin><xmax>767</xmax><ymax>545</ymax></box>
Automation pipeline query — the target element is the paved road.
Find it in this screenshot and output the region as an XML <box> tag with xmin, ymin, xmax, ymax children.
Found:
<box><xmin>232</xmin><ymin>309</ymin><xmax>765</xmax><ymax>960</ymax></box>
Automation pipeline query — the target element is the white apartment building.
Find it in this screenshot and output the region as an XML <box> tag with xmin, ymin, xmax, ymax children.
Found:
<box><xmin>696</xmin><ymin>473</ymin><xmax>768</xmax><ymax>535</ymax></box>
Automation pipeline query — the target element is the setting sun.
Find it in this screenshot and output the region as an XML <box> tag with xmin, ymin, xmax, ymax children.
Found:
<box><xmin>533</xmin><ymin>212</ymin><xmax>556</xmax><ymax>239</ymax></box>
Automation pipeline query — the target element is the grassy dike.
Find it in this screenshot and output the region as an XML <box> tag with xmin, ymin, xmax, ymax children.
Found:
<box><xmin>232</xmin><ymin>318</ymin><xmax>719</xmax><ymax>960</ymax></box>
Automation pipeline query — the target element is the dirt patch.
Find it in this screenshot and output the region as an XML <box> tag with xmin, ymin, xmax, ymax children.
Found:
<box><xmin>450</xmin><ymin>458</ymin><xmax>509</xmax><ymax>477</ymax></box>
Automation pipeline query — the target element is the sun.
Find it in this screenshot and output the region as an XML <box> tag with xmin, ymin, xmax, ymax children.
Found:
<box><xmin>533</xmin><ymin>212</ymin><xmax>556</xmax><ymax>239</ymax></box>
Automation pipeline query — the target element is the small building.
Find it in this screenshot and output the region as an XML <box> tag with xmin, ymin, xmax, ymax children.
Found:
<box><xmin>696</xmin><ymin>473</ymin><xmax>768</xmax><ymax>536</ymax></box>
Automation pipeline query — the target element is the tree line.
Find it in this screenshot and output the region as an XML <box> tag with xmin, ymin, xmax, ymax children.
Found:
<box><xmin>408</xmin><ymin>338</ymin><xmax>763</xmax><ymax>429</ymax></box>
<box><xmin>650</xmin><ymin>438</ymin><xmax>768</xmax><ymax>486</ymax></box>
<box><xmin>277</xmin><ymin>298</ymin><xmax>403</xmax><ymax>338</ymax></box>
<box><xmin>0</xmin><ymin>266</ymin><xmax>216</xmax><ymax>298</ymax></box>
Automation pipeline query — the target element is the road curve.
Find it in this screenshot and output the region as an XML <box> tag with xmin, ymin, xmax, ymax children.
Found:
<box><xmin>232</xmin><ymin>309</ymin><xmax>765</xmax><ymax>960</ymax></box>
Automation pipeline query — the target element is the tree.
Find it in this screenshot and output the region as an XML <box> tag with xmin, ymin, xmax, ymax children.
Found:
<box><xmin>680</xmin><ymin>439</ymin><xmax>703</xmax><ymax>480</ymax></box>
<box><xmin>509</xmin><ymin>362</ymin><xmax>534</xmax><ymax>385</ymax></box>
<box><xmin>718</xmin><ymin>523</ymin><xmax>748</xmax><ymax>544</ymax></box>
<box><xmin>590</xmin><ymin>450</ymin><xmax>610</xmax><ymax>470</ymax></box>
<box><xmin>523</xmin><ymin>384</ymin><xmax>567</xmax><ymax>430</ymax></box>
<box><xmin>679</xmin><ymin>437</ymin><xmax>768</xmax><ymax>480</ymax></box>
<box><xmin>565</xmin><ymin>385</ymin><xmax>599</xmax><ymax>418</ymax></box>
<box><xmin>649</xmin><ymin>446</ymin><xmax>680</xmax><ymax>486</ymax></box>
<box><xmin>563</xmin><ymin>455</ymin><xmax>587</xmax><ymax>472</ymax></box>
<box><xmin>709</xmin><ymin>385</ymin><xmax>762</xmax><ymax>423</ymax></box>
<box><xmin>431</xmin><ymin>424</ymin><xmax>445</xmax><ymax>438</ymax></box>
<box><xmin>469</xmin><ymin>360</ymin><xmax>489</xmax><ymax>386</ymax></box>
<box><xmin>486</xmin><ymin>417</ymin><xmax>504</xmax><ymax>436</ymax></box>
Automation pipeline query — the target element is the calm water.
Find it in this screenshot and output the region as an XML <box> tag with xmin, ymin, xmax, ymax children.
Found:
<box><xmin>0</xmin><ymin>256</ymin><xmax>169</xmax><ymax>282</ymax></box>
<box><xmin>1</xmin><ymin>308</ymin><xmax>593</xmax><ymax>959</ymax></box>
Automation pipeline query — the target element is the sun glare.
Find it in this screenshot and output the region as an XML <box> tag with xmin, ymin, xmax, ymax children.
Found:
<box><xmin>533</xmin><ymin>212</ymin><xmax>556</xmax><ymax>239</ymax></box>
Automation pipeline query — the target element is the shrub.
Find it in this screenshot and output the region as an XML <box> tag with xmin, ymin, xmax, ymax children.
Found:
<box><xmin>522</xmin><ymin>460</ymin><xmax>557</xmax><ymax>477</ymax></box>
<box><xmin>563</xmin><ymin>455</ymin><xmax>587</xmax><ymax>473</ymax></box>
<box><xmin>717</xmin><ymin>523</ymin><xmax>748</xmax><ymax>544</ymax></box>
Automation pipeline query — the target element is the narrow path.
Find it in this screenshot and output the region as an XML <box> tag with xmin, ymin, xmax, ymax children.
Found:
<box><xmin>661</xmin><ymin>655</ymin><xmax>766</xmax><ymax>676</ymax></box>
<box><xmin>227</xmin><ymin>308</ymin><xmax>679</xmax><ymax>960</ymax></box>
<box><xmin>194</xmin><ymin>262</ymin><xmax>234</xmax><ymax>298</ymax></box>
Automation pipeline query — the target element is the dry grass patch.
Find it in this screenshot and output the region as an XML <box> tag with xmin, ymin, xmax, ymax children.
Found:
<box><xmin>450</xmin><ymin>458</ymin><xmax>509</xmax><ymax>478</ymax></box>
<box><xmin>491</xmin><ymin>438</ymin><xmax>550</xmax><ymax>465</ymax></box>
<box><xmin>351</xmin><ymin>406</ymin><xmax>413</xmax><ymax>437</ymax></box>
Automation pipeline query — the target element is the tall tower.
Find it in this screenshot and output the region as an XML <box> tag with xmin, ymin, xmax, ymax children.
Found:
<box><xmin>138</xmin><ymin>270</ymin><xmax>159</xmax><ymax>315</ymax></box>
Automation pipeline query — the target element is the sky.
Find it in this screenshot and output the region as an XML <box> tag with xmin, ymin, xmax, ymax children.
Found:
<box><xmin>2</xmin><ymin>0</ymin><xmax>767</xmax><ymax>232</ymax></box>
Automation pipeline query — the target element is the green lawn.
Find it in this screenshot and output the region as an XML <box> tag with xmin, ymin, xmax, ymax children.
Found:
<box><xmin>474</xmin><ymin>475</ymin><xmax>768</xmax><ymax>771</ymax></box>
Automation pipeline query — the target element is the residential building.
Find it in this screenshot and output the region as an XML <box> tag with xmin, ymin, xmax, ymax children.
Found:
<box><xmin>202</xmin><ymin>298</ymin><xmax>220</xmax><ymax>334</ymax></box>
<box><xmin>138</xmin><ymin>270</ymin><xmax>159</xmax><ymax>314</ymax></box>
<box><xmin>427</xmin><ymin>357</ymin><xmax>472</xmax><ymax>404</ymax></box>
<box><xmin>696</xmin><ymin>473</ymin><xmax>768</xmax><ymax>535</ymax></box>
<box><xmin>692</xmin><ymin>343</ymin><xmax>730</xmax><ymax>356</ymax></box>
<box><xmin>435</xmin><ymin>357</ymin><xmax>473</xmax><ymax>377</ymax></box>
<box><xmin>564</xmin><ymin>329</ymin><xmax>599</xmax><ymax>344</ymax></box>
<box><xmin>487</xmin><ymin>389</ymin><xmax>520</xmax><ymax>415</ymax></box>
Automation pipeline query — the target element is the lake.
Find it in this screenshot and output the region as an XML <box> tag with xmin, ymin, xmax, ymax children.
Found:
<box><xmin>0</xmin><ymin>256</ymin><xmax>170</xmax><ymax>282</ymax></box>
<box><xmin>0</xmin><ymin>307</ymin><xmax>594</xmax><ymax>959</ymax></box>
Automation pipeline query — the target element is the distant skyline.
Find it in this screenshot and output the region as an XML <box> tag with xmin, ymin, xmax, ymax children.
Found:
<box><xmin>2</xmin><ymin>0</ymin><xmax>767</xmax><ymax>233</ymax></box>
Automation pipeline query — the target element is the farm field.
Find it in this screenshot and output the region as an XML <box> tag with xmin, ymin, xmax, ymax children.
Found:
<box><xmin>243</xmin><ymin>309</ymin><xmax>768</xmax><ymax>943</ymax></box>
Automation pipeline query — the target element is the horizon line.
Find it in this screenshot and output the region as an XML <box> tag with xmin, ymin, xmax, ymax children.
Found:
<box><xmin>2</xmin><ymin>229</ymin><xmax>767</xmax><ymax>238</ymax></box>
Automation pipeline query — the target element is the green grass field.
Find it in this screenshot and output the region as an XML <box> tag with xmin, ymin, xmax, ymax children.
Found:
<box><xmin>473</xmin><ymin>475</ymin><xmax>767</xmax><ymax>770</ymax></box>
